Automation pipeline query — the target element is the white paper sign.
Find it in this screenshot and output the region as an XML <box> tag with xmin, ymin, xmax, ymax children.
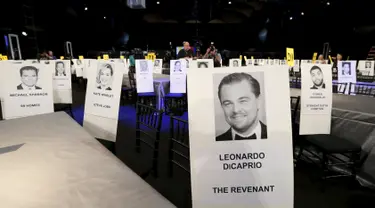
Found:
<box><xmin>292</xmin><ymin>60</ymin><xmax>300</xmax><ymax>72</ymax></box>
<box><xmin>3</xmin><ymin>62</ymin><xmax>54</xmax><ymax>119</ymax></box>
<box><xmin>195</xmin><ymin>59</ymin><xmax>214</xmax><ymax>68</ymax></box>
<box><xmin>170</xmin><ymin>60</ymin><xmax>187</xmax><ymax>93</ymax></box>
<box><xmin>74</xmin><ymin>59</ymin><xmax>84</xmax><ymax>77</ymax></box>
<box><xmin>153</xmin><ymin>59</ymin><xmax>163</xmax><ymax>74</ymax></box>
<box><xmin>53</xmin><ymin>60</ymin><xmax>72</xmax><ymax>90</ymax></box>
<box><xmin>135</xmin><ymin>60</ymin><xmax>154</xmax><ymax>93</ymax></box>
<box><xmin>83</xmin><ymin>61</ymin><xmax>123</xmax><ymax>141</ymax></box>
<box><xmin>338</xmin><ymin>61</ymin><xmax>357</xmax><ymax>94</ymax></box>
<box><xmin>274</xmin><ymin>59</ymin><xmax>280</xmax><ymax>65</ymax></box>
<box><xmin>229</xmin><ymin>59</ymin><xmax>241</xmax><ymax>67</ymax></box>
<box><xmin>358</xmin><ymin>60</ymin><xmax>374</xmax><ymax>76</ymax></box>
<box><xmin>300</xmin><ymin>64</ymin><xmax>333</xmax><ymax>135</ymax></box>
<box><xmin>53</xmin><ymin>60</ymin><xmax>72</xmax><ymax>104</ymax></box>
<box><xmin>187</xmin><ymin>66</ymin><xmax>293</xmax><ymax>208</ymax></box>
<box><xmin>246</xmin><ymin>59</ymin><xmax>254</xmax><ymax>66</ymax></box>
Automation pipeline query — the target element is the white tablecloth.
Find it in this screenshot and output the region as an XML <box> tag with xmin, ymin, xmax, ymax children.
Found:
<box><xmin>0</xmin><ymin>112</ymin><xmax>176</xmax><ymax>208</ymax></box>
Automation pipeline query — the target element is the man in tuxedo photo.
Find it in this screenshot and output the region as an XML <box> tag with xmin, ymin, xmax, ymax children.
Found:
<box><xmin>154</xmin><ymin>60</ymin><xmax>160</xmax><ymax>68</ymax></box>
<box><xmin>342</xmin><ymin>62</ymin><xmax>351</xmax><ymax>75</ymax></box>
<box><xmin>17</xmin><ymin>66</ymin><xmax>42</xmax><ymax>90</ymax></box>
<box><xmin>365</xmin><ymin>61</ymin><xmax>372</xmax><ymax>69</ymax></box>
<box><xmin>173</xmin><ymin>61</ymin><xmax>182</xmax><ymax>72</ymax></box>
<box><xmin>140</xmin><ymin>60</ymin><xmax>148</xmax><ymax>72</ymax></box>
<box><xmin>216</xmin><ymin>72</ymin><xmax>267</xmax><ymax>141</ymax></box>
<box><xmin>310</xmin><ymin>66</ymin><xmax>325</xmax><ymax>89</ymax></box>
<box><xmin>198</xmin><ymin>62</ymin><xmax>208</xmax><ymax>68</ymax></box>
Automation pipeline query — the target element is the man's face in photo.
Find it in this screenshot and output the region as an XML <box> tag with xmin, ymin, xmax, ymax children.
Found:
<box><xmin>233</xmin><ymin>61</ymin><xmax>238</xmax><ymax>67</ymax></box>
<box><xmin>220</xmin><ymin>80</ymin><xmax>260</xmax><ymax>134</ymax></box>
<box><xmin>199</xmin><ymin>62</ymin><xmax>208</xmax><ymax>68</ymax></box>
<box><xmin>175</xmin><ymin>61</ymin><xmax>181</xmax><ymax>71</ymax></box>
<box><xmin>56</xmin><ymin>63</ymin><xmax>65</xmax><ymax>74</ymax></box>
<box><xmin>154</xmin><ymin>60</ymin><xmax>160</xmax><ymax>67</ymax></box>
<box><xmin>140</xmin><ymin>61</ymin><xmax>148</xmax><ymax>71</ymax></box>
<box><xmin>310</xmin><ymin>68</ymin><xmax>324</xmax><ymax>87</ymax></box>
<box><xmin>21</xmin><ymin>69</ymin><xmax>38</xmax><ymax>87</ymax></box>
<box><xmin>366</xmin><ymin>62</ymin><xmax>371</xmax><ymax>69</ymax></box>
<box><xmin>343</xmin><ymin>63</ymin><xmax>350</xmax><ymax>74</ymax></box>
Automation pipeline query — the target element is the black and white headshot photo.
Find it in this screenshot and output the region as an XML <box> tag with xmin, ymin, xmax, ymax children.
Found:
<box><xmin>55</xmin><ymin>61</ymin><xmax>66</xmax><ymax>76</ymax></box>
<box><xmin>214</xmin><ymin>72</ymin><xmax>267</xmax><ymax>141</ymax></box>
<box><xmin>96</xmin><ymin>63</ymin><xmax>114</xmax><ymax>90</ymax></box>
<box><xmin>342</xmin><ymin>62</ymin><xmax>351</xmax><ymax>76</ymax></box>
<box><xmin>17</xmin><ymin>66</ymin><xmax>42</xmax><ymax>90</ymax></box>
<box><xmin>310</xmin><ymin>66</ymin><xmax>326</xmax><ymax>89</ymax></box>
<box><xmin>77</xmin><ymin>59</ymin><xmax>83</xmax><ymax>66</ymax></box>
<box><xmin>198</xmin><ymin>62</ymin><xmax>208</xmax><ymax>68</ymax></box>
<box><xmin>365</xmin><ymin>61</ymin><xmax>372</xmax><ymax>69</ymax></box>
<box><xmin>233</xmin><ymin>60</ymin><xmax>239</xmax><ymax>67</ymax></box>
<box><xmin>173</xmin><ymin>61</ymin><xmax>182</xmax><ymax>72</ymax></box>
<box><xmin>154</xmin><ymin>60</ymin><xmax>161</xmax><ymax>68</ymax></box>
<box><xmin>247</xmin><ymin>59</ymin><xmax>253</xmax><ymax>66</ymax></box>
<box><xmin>140</xmin><ymin>60</ymin><xmax>149</xmax><ymax>72</ymax></box>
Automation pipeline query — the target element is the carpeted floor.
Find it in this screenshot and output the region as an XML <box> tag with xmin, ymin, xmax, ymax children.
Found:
<box><xmin>67</xmin><ymin>81</ymin><xmax>375</xmax><ymax>208</ymax></box>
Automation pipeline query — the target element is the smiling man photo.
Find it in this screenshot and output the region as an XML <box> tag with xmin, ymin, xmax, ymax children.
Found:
<box><xmin>310</xmin><ymin>66</ymin><xmax>326</xmax><ymax>89</ymax></box>
<box><xmin>17</xmin><ymin>66</ymin><xmax>42</xmax><ymax>90</ymax></box>
<box><xmin>215</xmin><ymin>72</ymin><xmax>267</xmax><ymax>141</ymax></box>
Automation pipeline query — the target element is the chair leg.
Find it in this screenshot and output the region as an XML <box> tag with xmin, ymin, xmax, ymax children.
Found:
<box><xmin>69</xmin><ymin>105</ymin><xmax>74</xmax><ymax>119</ymax></box>
<box><xmin>135</xmin><ymin>129</ymin><xmax>141</xmax><ymax>153</ymax></box>
<box><xmin>152</xmin><ymin>138</ymin><xmax>160</xmax><ymax>178</ymax></box>
<box><xmin>168</xmin><ymin>140</ymin><xmax>174</xmax><ymax>177</ymax></box>
<box><xmin>320</xmin><ymin>152</ymin><xmax>328</xmax><ymax>192</ymax></box>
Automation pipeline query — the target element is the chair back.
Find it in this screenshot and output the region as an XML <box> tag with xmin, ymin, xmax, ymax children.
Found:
<box><xmin>290</xmin><ymin>96</ymin><xmax>300</xmax><ymax>123</ymax></box>
<box><xmin>128</xmin><ymin>71</ymin><xmax>137</xmax><ymax>90</ymax></box>
<box><xmin>357</xmin><ymin>75</ymin><xmax>374</xmax><ymax>83</ymax></box>
<box><xmin>168</xmin><ymin>116</ymin><xmax>190</xmax><ymax>176</ymax></box>
<box><xmin>349</xmin><ymin>82</ymin><xmax>375</xmax><ymax>96</ymax></box>
<box><xmin>335</xmin><ymin>82</ymin><xmax>348</xmax><ymax>94</ymax></box>
<box><xmin>135</xmin><ymin>102</ymin><xmax>164</xmax><ymax>177</ymax></box>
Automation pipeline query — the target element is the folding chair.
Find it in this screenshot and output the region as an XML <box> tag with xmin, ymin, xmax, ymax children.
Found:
<box><xmin>349</xmin><ymin>82</ymin><xmax>375</xmax><ymax>96</ymax></box>
<box><xmin>164</xmin><ymin>93</ymin><xmax>187</xmax><ymax>116</ymax></box>
<box><xmin>135</xmin><ymin>102</ymin><xmax>163</xmax><ymax>178</ymax></box>
<box><xmin>168</xmin><ymin>116</ymin><xmax>190</xmax><ymax>176</ymax></box>
<box><xmin>128</xmin><ymin>72</ymin><xmax>157</xmax><ymax>106</ymax></box>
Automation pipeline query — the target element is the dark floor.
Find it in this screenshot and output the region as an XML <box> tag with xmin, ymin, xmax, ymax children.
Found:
<box><xmin>68</xmin><ymin>81</ymin><xmax>375</xmax><ymax>208</ymax></box>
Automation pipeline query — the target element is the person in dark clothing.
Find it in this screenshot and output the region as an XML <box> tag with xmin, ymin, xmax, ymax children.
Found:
<box><xmin>177</xmin><ymin>41</ymin><xmax>194</xmax><ymax>59</ymax></box>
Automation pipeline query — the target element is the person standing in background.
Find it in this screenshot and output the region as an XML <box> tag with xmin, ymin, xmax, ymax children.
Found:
<box><xmin>177</xmin><ymin>41</ymin><xmax>195</xmax><ymax>59</ymax></box>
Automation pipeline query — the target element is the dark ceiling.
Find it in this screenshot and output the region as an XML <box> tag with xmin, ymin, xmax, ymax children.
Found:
<box><xmin>0</xmin><ymin>0</ymin><xmax>374</xmax><ymax>58</ymax></box>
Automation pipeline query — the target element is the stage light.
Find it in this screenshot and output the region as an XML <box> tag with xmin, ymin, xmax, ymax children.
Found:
<box><xmin>228</xmin><ymin>1</ymin><xmax>232</xmax><ymax>4</ymax></box>
<box><xmin>85</xmin><ymin>7</ymin><xmax>88</xmax><ymax>11</ymax></box>
<box><xmin>21</xmin><ymin>31</ymin><xmax>27</xmax><ymax>36</ymax></box>
<box><xmin>327</xmin><ymin>2</ymin><xmax>330</xmax><ymax>5</ymax></box>
<box><xmin>156</xmin><ymin>1</ymin><xmax>160</xmax><ymax>4</ymax></box>
<box><xmin>301</xmin><ymin>12</ymin><xmax>304</xmax><ymax>15</ymax></box>
<box><xmin>289</xmin><ymin>17</ymin><xmax>293</xmax><ymax>20</ymax></box>
<box><xmin>104</xmin><ymin>16</ymin><xmax>106</xmax><ymax>19</ymax></box>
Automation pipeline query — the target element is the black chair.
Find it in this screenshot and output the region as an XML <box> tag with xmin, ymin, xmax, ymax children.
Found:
<box><xmin>297</xmin><ymin>134</ymin><xmax>361</xmax><ymax>189</ymax></box>
<box><xmin>168</xmin><ymin>116</ymin><xmax>191</xmax><ymax>207</ymax></box>
<box><xmin>290</xmin><ymin>76</ymin><xmax>301</xmax><ymax>89</ymax></box>
<box><xmin>333</xmin><ymin>82</ymin><xmax>348</xmax><ymax>94</ymax></box>
<box><xmin>357</xmin><ymin>75</ymin><xmax>374</xmax><ymax>82</ymax></box>
<box><xmin>128</xmin><ymin>71</ymin><xmax>157</xmax><ymax>106</ymax></box>
<box><xmin>349</xmin><ymin>82</ymin><xmax>375</xmax><ymax>96</ymax></box>
<box><xmin>290</xmin><ymin>96</ymin><xmax>300</xmax><ymax>163</ymax></box>
<box><xmin>168</xmin><ymin>116</ymin><xmax>190</xmax><ymax>176</ymax></box>
<box><xmin>164</xmin><ymin>93</ymin><xmax>187</xmax><ymax>116</ymax></box>
<box><xmin>135</xmin><ymin>102</ymin><xmax>163</xmax><ymax>178</ymax></box>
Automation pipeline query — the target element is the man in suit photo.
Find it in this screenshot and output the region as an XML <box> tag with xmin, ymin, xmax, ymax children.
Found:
<box><xmin>342</xmin><ymin>62</ymin><xmax>351</xmax><ymax>76</ymax></box>
<box><xmin>17</xmin><ymin>66</ymin><xmax>42</xmax><ymax>90</ymax></box>
<box><xmin>365</xmin><ymin>61</ymin><xmax>372</xmax><ymax>69</ymax></box>
<box><xmin>216</xmin><ymin>72</ymin><xmax>267</xmax><ymax>141</ymax></box>
<box><xmin>310</xmin><ymin>65</ymin><xmax>326</xmax><ymax>89</ymax></box>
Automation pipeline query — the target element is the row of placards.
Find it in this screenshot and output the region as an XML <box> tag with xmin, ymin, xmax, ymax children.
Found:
<box><xmin>0</xmin><ymin>58</ymin><xmax>350</xmax><ymax>207</ymax></box>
